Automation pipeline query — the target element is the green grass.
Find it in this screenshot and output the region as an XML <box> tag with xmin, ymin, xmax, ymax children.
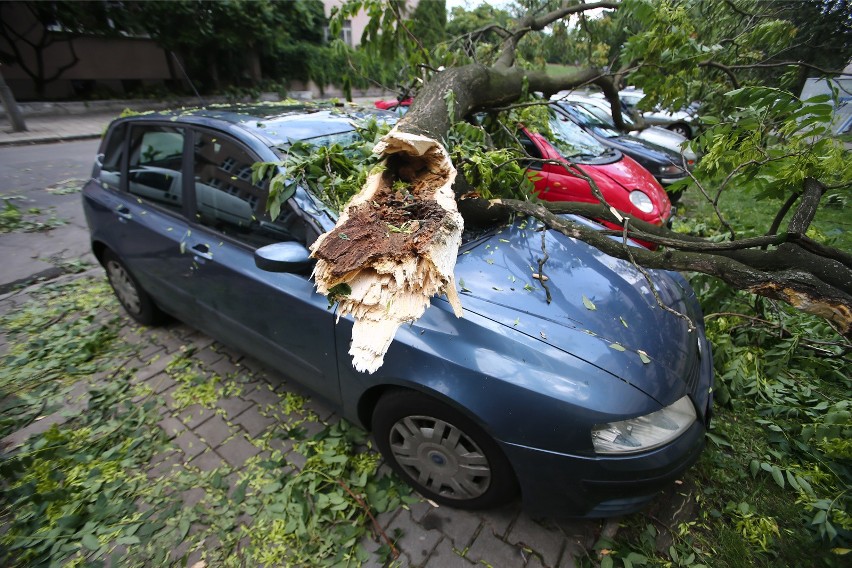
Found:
<box><xmin>675</xmin><ymin>182</ymin><xmax>850</xmax><ymax>252</ymax></box>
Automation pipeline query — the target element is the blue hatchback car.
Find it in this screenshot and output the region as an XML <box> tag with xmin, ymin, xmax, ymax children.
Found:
<box><xmin>82</xmin><ymin>104</ymin><xmax>714</xmax><ymax>518</ymax></box>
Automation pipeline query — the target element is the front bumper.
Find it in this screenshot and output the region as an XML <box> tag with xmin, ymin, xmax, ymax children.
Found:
<box><xmin>500</xmin><ymin>419</ymin><xmax>707</xmax><ymax>518</ymax></box>
<box><xmin>658</xmin><ymin>174</ymin><xmax>689</xmax><ymax>186</ymax></box>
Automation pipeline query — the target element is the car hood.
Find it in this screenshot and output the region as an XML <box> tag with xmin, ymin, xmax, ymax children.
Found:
<box><xmin>585</xmin><ymin>155</ymin><xmax>670</xmax><ymax>215</ymax></box>
<box><xmin>452</xmin><ymin>217</ymin><xmax>703</xmax><ymax>403</ymax></box>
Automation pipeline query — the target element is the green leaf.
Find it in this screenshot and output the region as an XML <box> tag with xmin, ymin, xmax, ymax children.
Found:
<box><xmin>770</xmin><ymin>466</ymin><xmax>785</xmax><ymax>489</ymax></box>
<box><xmin>609</xmin><ymin>343</ymin><xmax>626</xmax><ymax>351</ymax></box>
<box><xmin>749</xmin><ymin>459</ymin><xmax>760</xmax><ymax>478</ymax></box>
<box><xmin>637</xmin><ymin>350</ymin><xmax>651</xmax><ymax>364</ymax></box>
<box><xmin>82</xmin><ymin>534</ymin><xmax>100</xmax><ymax>551</ymax></box>
<box><xmin>582</xmin><ymin>295</ymin><xmax>597</xmax><ymax>310</ymax></box>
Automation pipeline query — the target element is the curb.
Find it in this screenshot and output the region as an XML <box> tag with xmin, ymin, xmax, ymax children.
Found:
<box><xmin>0</xmin><ymin>132</ymin><xmax>102</xmax><ymax>147</ymax></box>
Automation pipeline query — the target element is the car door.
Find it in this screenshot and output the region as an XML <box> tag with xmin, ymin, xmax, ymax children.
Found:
<box><xmin>92</xmin><ymin>120</ymin><xmax>199</xmax><ymax>324</ymax></box>
<box><xmin>178</xmin><ymin>127</ymin><xmax>340</xmax><ymax>402</ymax></box>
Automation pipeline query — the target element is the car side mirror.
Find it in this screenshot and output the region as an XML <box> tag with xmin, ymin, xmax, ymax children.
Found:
<box><xmin>254</xmin><ymin>241</ymin><xmax>314</xmax><ymax>274</ymax></box>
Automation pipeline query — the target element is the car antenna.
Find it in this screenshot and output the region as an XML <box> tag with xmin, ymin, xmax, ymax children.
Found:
<box><xmin>171</xmin><ymin>52</ymin><xmax>206</xmax><ymax>108</ymax></box>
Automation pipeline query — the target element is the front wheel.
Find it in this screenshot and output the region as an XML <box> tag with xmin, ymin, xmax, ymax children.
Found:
<box><xmin>372</xmin><ymin>390</ymin><xmax>518</xmax><ymax>509</ymax></box>
<box><xmin>103</xmin><ymin>249</ymin><xmax>164</xmax><ymax>325</ymax></box>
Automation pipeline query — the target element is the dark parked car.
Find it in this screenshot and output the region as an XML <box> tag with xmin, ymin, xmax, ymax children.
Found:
<box><xmin>83</xmin><ymin>104</ymin><xmax>713</xmax><ymax>518</ymax></box>
<box><xmin>553</xmin><ymin>102</ymin><xmax>692</xmax><ymax>189</ymax></box>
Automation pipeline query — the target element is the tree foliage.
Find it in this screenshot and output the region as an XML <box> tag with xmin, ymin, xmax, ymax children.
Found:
<box><xmin>310</xmin><ymin>0</ymin><xmax>851</xmax><ymax>352</ymax></box>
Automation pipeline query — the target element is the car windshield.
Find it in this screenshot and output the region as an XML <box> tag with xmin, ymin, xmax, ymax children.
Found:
<box><xmin>547</xmin><ymin>114</ymin><xmax>607</xmax><ymax>158</ymax></box>
<box><xmin>579</xmin><ymin>101</ymin><xmax>637</xmax><ymax>129</ymax></box>
<box><xmin>563</xmin><ymin>104</ymin><xmax>624</xmax><ymax>139</ymax></box>
<box><xmin>275</xmin><ymin>128</ymin><xmax>361</xmax><ymax>152</ymax></box>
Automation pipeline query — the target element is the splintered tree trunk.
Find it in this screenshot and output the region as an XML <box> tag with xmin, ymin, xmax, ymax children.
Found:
<box><xmin>309</xmin><ymin>63</ymin><xmax>556</xmax><ymax>373</ymax></box>
<box><xmin>310</xmin><ymin>130</ymin><xmax>463</xmax><ymax>373</ymax></box>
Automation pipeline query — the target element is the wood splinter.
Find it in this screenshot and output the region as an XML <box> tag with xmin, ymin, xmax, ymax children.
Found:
<box><xmin>310</xmin><ymin>127</ymin><xmax>464</xmax><ymax>373</ymax></box>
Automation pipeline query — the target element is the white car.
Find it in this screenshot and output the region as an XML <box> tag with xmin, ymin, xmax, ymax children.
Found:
<box><xmin>617</xmin><ymin>88</ymin><xmax>697</xmax><ymax>139</ymax></box>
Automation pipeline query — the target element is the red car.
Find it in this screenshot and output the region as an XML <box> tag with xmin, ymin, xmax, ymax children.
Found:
<box><xmin>374</xmin><ymin>98</ymin><xmax>413</xmax><ymax>111</ymax></box>
<box><xmin>519</xmin><ymin>113</ymin><xmax>672</xmax><ymax>228</ymax></box>
<box><xmin>377</xmin><ymin>98</ymin><xmax>671</xmax><ymax>230</ymax></box>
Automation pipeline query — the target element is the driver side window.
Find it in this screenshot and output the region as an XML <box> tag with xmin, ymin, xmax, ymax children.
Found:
<box><xmin>127</xmin><ymin>125</ymin><xmax>185</xmax><ymax>214</ymax></box>
<box><xmin>191</xmin><ymin>131</ymin><xmax>308</xmax><ymax>249</ymax></box>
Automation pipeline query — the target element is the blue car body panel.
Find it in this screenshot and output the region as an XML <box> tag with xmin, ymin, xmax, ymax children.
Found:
<box><xmin>82</xmin><ymin>106</ymin><xmax>714</xmax><ymax>517</ymax></box>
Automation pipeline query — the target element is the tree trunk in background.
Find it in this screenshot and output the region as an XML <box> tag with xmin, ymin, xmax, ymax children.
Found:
<box><xmin>0</xmin><ymin>67</ymin><xmax>27</xmax><ymax>132</ymax></box>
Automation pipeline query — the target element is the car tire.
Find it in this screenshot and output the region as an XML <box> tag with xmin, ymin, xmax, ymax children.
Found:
<box><xmin>372</xmin><ymin>390</ymin><xmax>518</xmax><ymax>509</ymax></box>
<box><xmin>103</xmin><ymin>249</ymin><xmax>164</xmax><ymax>325</ymax></box>
<box><xmin>667</xmin><ymin>123</ymin><xmax>692</xmax><ymax>139</ymax></box>
<box><xmin>667</xmin><ymin>187</ymin><xmax>684</xmax><ymax>204</ymax></box>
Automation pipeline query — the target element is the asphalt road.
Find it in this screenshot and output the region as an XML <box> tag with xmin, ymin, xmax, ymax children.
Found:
<box><xmin>0</xmin><ymin>139</ymin><xmax>100</xmax><ymax>292</ymax></box>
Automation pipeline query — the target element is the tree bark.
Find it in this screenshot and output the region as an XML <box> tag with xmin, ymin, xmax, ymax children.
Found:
<box><xmin>0</xmin><ymin>68</ymin><xmax>27</xmax><ymax>132</ymax></box>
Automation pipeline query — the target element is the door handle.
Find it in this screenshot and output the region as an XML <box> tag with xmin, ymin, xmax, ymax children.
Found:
<box><xmin>191</xmin><ymin>243</ymin><xmax>213</xmax><ymax>261</ymax></box>
<box><xmin>115</xmin><ymin>204</ymin><xmax>132</xmax><ymax>221</ymax></box>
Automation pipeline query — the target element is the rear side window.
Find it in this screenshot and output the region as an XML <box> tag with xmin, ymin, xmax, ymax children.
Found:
<box><xmin>127</xmin><ymin>125</ymin><xmax>185</xmax><ymax>214</ymax></box>
<box><xmin>99</xmin><ymin>123</ymin><xmax>126</xmax><ymax>190</ymax></box>
<box><xmin>517</xmin><ymin>131</ymin><xmax>544</xmax><ymax>170</ymax></box>
<box><xmin>192</xmin><ymin>131</ymin><xmax>308</xmax><ymax>248</ymax></box>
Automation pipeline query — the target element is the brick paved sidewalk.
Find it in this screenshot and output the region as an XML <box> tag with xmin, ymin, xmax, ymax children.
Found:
<box><xmin>0</xmin><ymin>271</ymin><xmax>608</xmax><ymax>567</ymax></box>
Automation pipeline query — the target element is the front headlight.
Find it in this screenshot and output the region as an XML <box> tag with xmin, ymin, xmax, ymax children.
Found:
<box><xmin>592</xmin><ymin>395</ymin><xmax>696</xmax><ymax>454</ymax></box>
<box><xmin>628</xmin><ymin>190</ymin><xmax>654</xmax><ymax>213</ymax></box>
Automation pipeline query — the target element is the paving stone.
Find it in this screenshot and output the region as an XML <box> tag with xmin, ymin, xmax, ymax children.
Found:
<box><xmin>131</xmin><ymin>353</ymin><xmax>173</xmax><ymax>383</ymax></box>
<box><xmin>507</xmin><ymin>514</ymin><xmax>564</xmax><ymax>568</ymax></box>
<box><xmin>217</xmin><ymin>434</ymin><xmax>260</xmax><ymax>467</ymax></box>
<box><xmin>466</xmin><ymin>529</ymin><xmax>527</xmax><ymax>568</ymax></box>
<box><xmin>181</xmin><ymin>330</ymin><xmax>215</xmax><ymax>349</ymax></box>
<box><xmin>233</xmin><ymin>356</ymin><xmax>273</xmax><ymax>376</ymax></box>
<box><xmin>526</xmin><ymin>552</ymin><xmax>549</xmax><ymax>568</ymax></box>
<box><xmin>195</xmin><ymin>414</ymin><xmax>234</xmax><ymax>448</ymax></box>
<box><xmin>388</xmin><ymin>509</ymin><xmax>442</xmax><ymax>567</ymax></box>
<box><xmin>146</xmin><ymin>373</ymin><xmax>177</xmax><ymax>395</ymax></box>
<box><xmin>189</xmin><ymin>450</ymin><xmax>225</xmax><ymax>472</ymax></box>
<box><xmin>232</xmin><ymin>406</ymin><xmax>275</xmax><ymax>437</ymax></box>
<box><xmin>481</xmin><ymin>502</ymin><xmax>522</xmax><ymax>538</ymax></box>
<box><xmin>178</xmin><ymin>403</ymin><xmax>217</xmax><ymax>429</ymax></box>
<box><xmin>157</xmin><ymin>416</ymin><xmax>186</xmax><ymax>440</ymax></box>
<box><xmin>1</xmin><ymin>410</ymin><xmax>71</xmax><ymax>449</ymax></box>
<box><xmin>182</xmin><ymin>487</ymin><xmax>206</xmax><ymax>508</ymax></box>
<box><xmin>217</xmin><ymin>396</ymin><xmax>253</xmax><ymax>420</ymax></box>
<box><xmin>118</xmin><ymin>325</ymin><xmax>146</xmax><ymax>344</ymax></box>
<box><xmin>265</xmin><ymin>434</ymin><xmax>296</xmax><ymax>456</ymax></box>
<box><xmin>147</xmin><ymin>450</ymin><xmax>183</xmax><ymax>479</ymax></box>
<box><xmin>173</xmin><ymin>429</ymin><xmax>206</xmax><ymax>460</ymax></box>
<box><xmin>555</xmin><ymin>519</ymin><xmax>598</xmax><ymax>563</ymax></box>
<box><xmin>193</xmin><ymin>345</ymin><xmax>224</xmax><ymax>366</ymax></box>
<box><xmin>160</xmin><ymin>384</ymin><xmax>179</xmax><ymax>409</ymax></box>
<box><xmin>421</xmin><ymin>506</ymin><xmax>482</xmax><ymax>549</ymax></box>
<box><xmin>375</xmin><ymin>508</ymin><xmax>402</xmax><ymax>530</ymax></box>
<box><xmin>207</xmin><ymin>355</ymin><xmax>240</xmax><ymax>378</ymax></box>
<box><xmin>426</xmin><ymin>538</ymin><xmax>477</xmax><ymax>567</ymax></box>
<box><xmin>137</xmin><ymin>342</ymin><xmax>166</xmax><ymax>362</ymax></box>
<box><xmin>408</xmin><ymin>499</ymin><xmax>436</xmax><ymax>523</ymax></box>
<box><xmin>244</xmin><ymin>384</ymin><xmax>281</xmax><ymax>408</ymax></box>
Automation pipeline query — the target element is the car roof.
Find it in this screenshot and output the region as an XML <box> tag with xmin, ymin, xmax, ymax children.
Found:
<box><xmin>117</xmin><ymin>103</ymin><xmax>390</xmax><ymax>147</ymax></box>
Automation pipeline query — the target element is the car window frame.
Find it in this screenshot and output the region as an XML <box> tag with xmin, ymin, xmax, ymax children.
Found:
<box><xmin>185</xmin><ymin>125</ymin><xmax>325</xmax><ymax>252</ymax></box>
<box><xmin>120</xmin><ymin>120</ymin><xmax>193</xmax><ymax>220</ymax></box>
